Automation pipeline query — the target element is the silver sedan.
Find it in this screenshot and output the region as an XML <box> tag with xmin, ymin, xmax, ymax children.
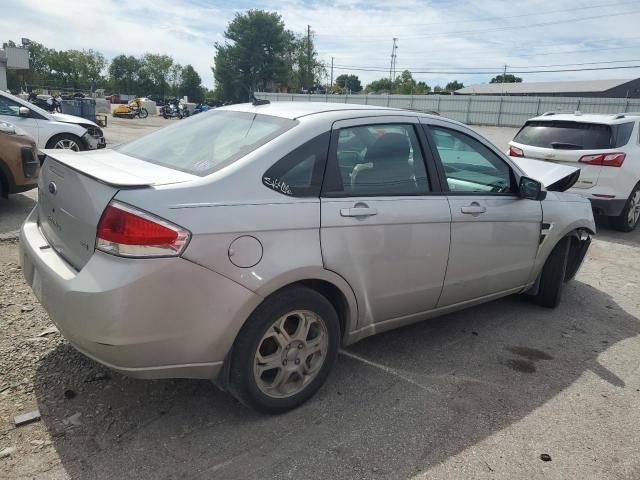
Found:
<box><xmin>20</xmin><ymin>102</ymin><xmax>595</xmax><ymax>412</ymax></box>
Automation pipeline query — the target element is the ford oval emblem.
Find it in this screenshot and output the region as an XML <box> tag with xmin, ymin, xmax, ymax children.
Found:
<box><xmin>48</xmin><ymin>181</ymin><xmax>57</xmax><ymax>195</ymax></box>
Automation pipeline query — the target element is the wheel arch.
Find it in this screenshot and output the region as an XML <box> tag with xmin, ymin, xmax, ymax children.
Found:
<box><xmin>216</xmin><ymin>272</ymin><xmax>358</xmax><ymax>390</ymax></box>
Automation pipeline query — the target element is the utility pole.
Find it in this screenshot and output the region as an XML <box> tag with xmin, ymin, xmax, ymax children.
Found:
<box><xmin>389</xmin><ymin>37</ymin><xmax>398</xmax><ymax>82</ymax></box>
<box><xmin>307</xmin><ymin>25</ymin><xmax>312</xmax><ymax>91</ymax></box>
<box><xmin>330</xmin><ymin>56</ymin><xmax>334</xmax><ymax>93</ymax></box>
<box><xmin>501</xmin><ymin>64</ymin><xmax>507</xmax><ymax>95</ymax></box>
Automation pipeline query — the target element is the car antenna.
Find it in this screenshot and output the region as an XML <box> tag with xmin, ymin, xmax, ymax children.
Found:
<box><xmin>250</xmin><ymin>90</ymin><xmax>270</xmax><ymax>106</ymax></box>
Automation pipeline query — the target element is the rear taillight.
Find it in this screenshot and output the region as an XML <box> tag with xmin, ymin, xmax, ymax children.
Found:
<box><xmin>508</xmin><ymin>145</ymin><xmax>524</xmax><ymax>157</ymax></box>
<box><xmin>578</xmin><ymin>152</ymin><xmax>626</xmax><ymax>167</ymax></box>
<box><xmin>96</xmin><ymin>201</ymin><xmax>191</xmax><ymax>257</ymax></box>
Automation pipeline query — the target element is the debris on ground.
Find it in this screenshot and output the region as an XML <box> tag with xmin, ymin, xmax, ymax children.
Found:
<box><xmin>14</xmin><ymin>409</ymin><xmax>41</xmax><ymax>427</ymax></box>
<box><xmin>37</xmin><ymin>326</ymin><xmax>59</xmax><ymax>337</ymax></box>
<box><xmin>63</xmin><ymin>389</ymin><xmax>76</xmax><ymax>399</ymax></box>
<box><xmin>540</xmin><ymin>453</ymin><xmax>552</xmax><ymax>462</ymax></box>
<box><xmin>0</xmin><ymin>447</ymin><xmax>16</xmax><ymax>459</ymax></box>
<box><xmin>62</xmin><ymin>412</ymin><xmax>83</xmax><ymax>427</ymax></box>
<box><xmin>20</xmin><ymin>304</ymin><xmax>34</xmax><ymax>312</ymax></box>
<box><xmin>86</xmin><ymin>371</ymin><xmax>111</xmax><ymax>383</ymax></box>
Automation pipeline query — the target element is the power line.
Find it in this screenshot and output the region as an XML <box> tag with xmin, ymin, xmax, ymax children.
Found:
<box><xmin>329</xmin><ymin>64</ymin><xmax>640</xmax><ymax>75</ymax></box>
<box><xmin>334</xmin><ymin>58</ymin><xmax>640</xmax><ymax>72</ymax></box>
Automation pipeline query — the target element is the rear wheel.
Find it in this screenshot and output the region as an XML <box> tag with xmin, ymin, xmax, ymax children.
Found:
<box><xmin>46</xmin><ymin>134</ymin><xmax>84</xmax><ymax>152</ymax></box>
<box><xmin>532</xmin><ymin>237</ymin><xmax>570</xmax><ymax>308</ymax></box>
<box><xmin>138</xmin><ymin>108</ymin><xmax>148</xmax><ymax>119</ymax></box>
<box><xmin>228</xmin><ymin>287</ymin><xmax>340</xmax><ymax>413</ymax></box>
<box><xmin>610</xmin><ymin>183</ymin><xmax>640</xmax><ymax>232</ymax></box>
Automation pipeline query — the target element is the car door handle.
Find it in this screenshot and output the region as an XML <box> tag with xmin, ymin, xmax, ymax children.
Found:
<box><xmin>340</xmin><ymin>206</ymin><xmax>378</xmax><ymax>217</ymax></box>
<box><xmin>460</xmin><ymin>203</ymin><xmax>487</xmax><ymax>215</ymax></box>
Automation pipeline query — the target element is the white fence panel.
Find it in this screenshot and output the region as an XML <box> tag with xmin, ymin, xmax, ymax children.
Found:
<box><xmin>256</xmin><ymin>93</ymin><xmax>640</xmax><ymax>128</ymax></box>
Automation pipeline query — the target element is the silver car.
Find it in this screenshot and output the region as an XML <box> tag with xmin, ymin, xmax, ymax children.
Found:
<box><xmin>20</xmin><ymin>102</ymin><xmax>595</xmax><ymax>412</ymax></box>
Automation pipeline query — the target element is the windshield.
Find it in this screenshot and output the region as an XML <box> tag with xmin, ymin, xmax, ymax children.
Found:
<box><xmin>513</xmin><ymin>120</ymin><xmax>634</xmax><ymax>150</ymax></box>
<box><xmin>116</xmin><ymin>110</ymin><xmax>297</xmax><ymax>176</ymax></box>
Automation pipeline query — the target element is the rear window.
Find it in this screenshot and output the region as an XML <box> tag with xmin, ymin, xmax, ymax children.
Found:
<box><xmin>116</xmin><ymin>110</ymin><xmax>297</xmax><ymax>176</ymax></box>
<box><xmin>513</xmin><ymin>120</ymin><xmax>634</xmax><ymax>150</ymax></box>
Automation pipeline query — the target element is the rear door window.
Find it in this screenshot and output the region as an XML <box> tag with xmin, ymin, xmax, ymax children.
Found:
<box><xmin>514</xmin><ymin>120</ymin><xmax>634</xmax><ymax>149</ymax></box>
<box><xmin>262</xmin><ymin>132</ymin><xmax>330</xmax><ymax>197</ymax></box>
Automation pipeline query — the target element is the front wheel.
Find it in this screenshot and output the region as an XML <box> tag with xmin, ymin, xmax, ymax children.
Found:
<box><xmin>138</xmin><ymin>108</ymin><xmax>148</xmax><ymax>119</ymax></box>
<box><xmin>610</xmin><ymin>183</ymin><xmax>640</xmax><ymax>232</ymax></box>
<box><xmin>228</xmin><ymin>287</ymin><xmax>340</xmax><ymax>413</ymax></box>
<box><xmin>46</xmin><ymin>133</ymin><xmax>84</xmax><ymax>152</ymax></box>
<box><xmin>532</xmin><ymin>237</ymin><xmax>570</xmax><ymax>308</ymax></box>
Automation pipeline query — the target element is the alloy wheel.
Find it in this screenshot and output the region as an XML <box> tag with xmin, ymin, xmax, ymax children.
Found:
<box><xmin>628</xmin><ymin>189</ymin><xmax>640</xmax><ymax>228</ymax></box>
<box><xmin>54</xmin><ymin>139</ymin><xmax>80</xmax><ymax>151</ymax></box>
<box><xmin>253</xmin><ymin>310</ymin><xmax>328</xmax><ymax>399</ymax></box>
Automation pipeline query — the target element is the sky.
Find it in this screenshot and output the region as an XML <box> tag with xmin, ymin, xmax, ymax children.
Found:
<box><xmin>2</xmin><ymin>0</ymin><xmax>640</xmax><ymax>90</ymax></box>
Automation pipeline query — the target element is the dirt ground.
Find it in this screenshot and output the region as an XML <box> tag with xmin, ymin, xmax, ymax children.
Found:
<box><xmin>0</xmin><ymin>118</ymin><xmax>639</xmax><ymax>479</ymax></box>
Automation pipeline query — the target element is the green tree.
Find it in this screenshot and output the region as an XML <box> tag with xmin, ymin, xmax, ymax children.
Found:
<box><xmin>287</xmin><ymin>31</ymin><xmax>324</xmax><ymax>92</ymax></box>
<box><xmin>140</xmin><ymin>53</ymin><xmax>173</xmax><ymax>96</ymax></box>
<box><xmin>433</xmin><ymin>85</ymin><xmax>443</xmax><ymax>93</ymax></box>
<box><xmin>414</xmin><ymin>81</ymin><xmax>431</xmax><ymax>94</ymax></box>
<box><xmin>213</xmin><ymin>10</ymin><xmax>293</xmax><ymax>102</ymax></box>
<box><xmin>108</xmin><ymin>55</ymin><xmax>141</xmax><ymax>93</ymax></box>
<box><xmin>365</xmin><ymin>78</ymin><xmax>394</xmax><ymax>94</ymax></box>
<box><xmin>334</xmin><ymin>74</ymin><xmax>362</xmax><ymax>93</ymax></box>
<box><xmin>180</xmin><ymin>64</ymin><xmax>203</xmax><ymax>101</ymax></box>
<box><xmin>490</xmin><ymin>74</ymin><xmax>522</xmax><ymax>83</ymax></box>
<box><xmin>445</xmin><ymin>80</ymin><xmax>464</xmax><ymax>92</ymax></box>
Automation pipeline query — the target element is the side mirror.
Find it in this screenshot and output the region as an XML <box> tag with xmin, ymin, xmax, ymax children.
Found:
<box><xmin>18</xmin><ymin>106</ymin><xmax>31</xmax><ymax>117</ymax></box>
<box><xmin>519</xmin><ymin>176</ymin><xmax>546</xmax><ymax>201</ymax></box>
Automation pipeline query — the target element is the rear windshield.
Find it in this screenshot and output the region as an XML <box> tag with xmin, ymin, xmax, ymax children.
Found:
<box><xmin>116</xmin><ymin>110</ymin><xmax>297</xmax><ymax>176</ymax></box>
<box><xmin>513</xmin><ymin>120</ymin><xmax>634</xmax><ymax>150</ymax></box>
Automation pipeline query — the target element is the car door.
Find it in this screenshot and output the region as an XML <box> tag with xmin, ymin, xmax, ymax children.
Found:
<box><xmin>320</xmin><ymin>117</ymin><xmax>451</xmax><ymax>329</ymax></box>
<box><xmin>423</xmin><ymin>121</ymin><xmax>542</xmax><ymax>307</ymax></box>
<box><xmin>0</xmin><ymin>94</ymin><xmax>41</xmax><ymax>144</ymax></box>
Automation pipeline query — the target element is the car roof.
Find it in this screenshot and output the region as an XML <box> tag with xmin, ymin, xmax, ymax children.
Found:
<box><xmin>218</xmin><ymin>101</ymin><xmax>418</xmax><ymax>120</ymax></box>
<box><xmin>527</xmin><ymin>112</ymin><xmax>640</xmax><ymax>125</ymax></box>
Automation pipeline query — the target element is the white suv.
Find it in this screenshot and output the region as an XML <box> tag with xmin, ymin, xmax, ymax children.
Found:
<box><xmin>509</xmin><ymin>112</ymin><xmax>640</xmax><ymax>231</ymax></box>
<box><xmin>0</xmin><ymin>90</ymin><xmax>106</xmax><ymax>152</ymax></box>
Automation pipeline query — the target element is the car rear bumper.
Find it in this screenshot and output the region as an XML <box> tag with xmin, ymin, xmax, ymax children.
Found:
<box><xmin>19</xmin><ymin>208</ymin><xmax>262</xmax><ymax>380</ymax></box>
<box><xmin>588</xmin><ymin>197</ymin><xmax>627</xmax><ymax>217</ymax></box>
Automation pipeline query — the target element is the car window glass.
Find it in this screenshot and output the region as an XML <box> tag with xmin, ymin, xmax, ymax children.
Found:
<box><xmin>116</xmin><ymin>110</ymin><xmax>296</xmax><ymax>176</ymax></box>
<box><xmin>431</xmin><ymin>126</ymin><xmax>513</xmax><ymax>194</ymax></box>
<box><xmin>0</xmin><ymin>95</ymin><xmax>21</xmax><ymax>117</ymax></box>
<box><xmin>325</xmin><ymin>124</ymin><xmax>429</xmax><ymax>196</ymax></box>
<box><xmin>263</xmin><ymin>132</ymin><xmax>329</xmax><ymax>197</ymax></box>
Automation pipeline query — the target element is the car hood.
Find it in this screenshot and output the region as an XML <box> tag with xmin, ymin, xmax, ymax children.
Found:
<box><xmin>511</xmin><ymin>157</ymin><xmax>580</xmax><ymax>192</ymax></box>
<box><xmin>51</xmin><ymin>112</ymin><xmax>100</xmax><ymax>128</ymax></box>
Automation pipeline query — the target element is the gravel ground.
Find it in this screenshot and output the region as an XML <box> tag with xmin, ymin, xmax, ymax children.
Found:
<box><xmin>0</xmin><ymin>119</ymin><xmax>639</xmax><ymax>479</ymax></box>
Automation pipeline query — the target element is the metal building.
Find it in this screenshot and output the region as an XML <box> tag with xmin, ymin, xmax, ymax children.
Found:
<box><xmin>0</xmin><ymin>44</ymin><xmax>29</xmax><ymax>91</ymax></box>
<box><xmin>455</xmin><ymin>78</ymin><xmax>640</xmax><ymax>98</ymax></box>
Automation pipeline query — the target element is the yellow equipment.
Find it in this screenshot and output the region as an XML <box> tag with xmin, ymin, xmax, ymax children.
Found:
<box><xmin>113</xmin><ymin>98</ymin><xmax>148</xmax><ymax>119</ymax></box>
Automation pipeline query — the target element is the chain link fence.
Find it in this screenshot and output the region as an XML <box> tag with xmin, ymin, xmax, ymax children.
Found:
<box><xmin>256</xmin><ymin>92</ymin><xmax>640</xmax><ymax>128</ymax></box>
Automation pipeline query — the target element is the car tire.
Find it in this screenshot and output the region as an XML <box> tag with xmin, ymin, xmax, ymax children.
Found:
<box><xmin>228</xmin><ymin>286</ymin><xmax>340</xmax><ymax>413</ymax></box>
<box><xmin>609</xmin><ymin>183</ymin><xmax>640</xmax><ymax>232</ymax></box>
<box><xmin>532</xmin><ymin>237</ymin><xmax>571</xmax><ymax>308</ymax></box>
<box><xmin>45</xmin><ymin>134</ymin><xmax>84</xmax><ymax>152</ymax></box>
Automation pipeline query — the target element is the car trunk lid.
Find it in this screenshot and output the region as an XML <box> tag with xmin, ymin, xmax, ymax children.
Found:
<box><xmin>37</xmin><ymin>149</ymin><xmax>197</xmax><ymax>270</ymax></box>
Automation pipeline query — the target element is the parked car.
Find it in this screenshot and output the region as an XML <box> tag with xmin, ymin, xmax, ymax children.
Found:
<box><xmin>0</xmin><ymin>119</ymin><xmax>40</xmax><ymax>197</ymax></box>
<box><xmin>146</xmin><ymin>94</ymin><xmax>165</xmax><ymax>106</ymax></box>
<box><xmin>0</xmin><ymin>90</ymin><xmax>106</xmax><ymax>152</ymax></box>
<box><xmin>21</xmin><ymin>102</ymin><xmax>594</xmax><ymax>413</ymax></box>
<box><xmin>509</xmin><ymin>112</ymin><xmax>640</xmax><ymax>232</ymax></box>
